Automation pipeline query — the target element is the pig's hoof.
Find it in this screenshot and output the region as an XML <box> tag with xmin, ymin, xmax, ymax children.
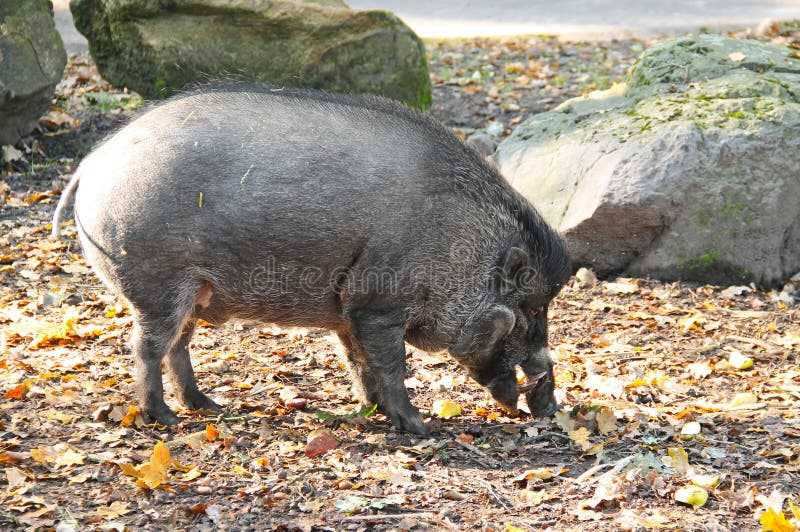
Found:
<box><xmin>390</xmin><ymin>411</ymin><xmax>430</xmax><ymax>436</ymax></box>
<box><xmin>143</xmin><ymin>405</ymin><xmax>180</xmax><ymax>426</ymax></box>
<box><xmin>179</xmin><ymin>389</ymin><xmax>221</xmax><ymax>412</ymax></box>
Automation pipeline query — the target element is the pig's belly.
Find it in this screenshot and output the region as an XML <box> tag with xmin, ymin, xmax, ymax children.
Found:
<box><xmin>197</xmin><ymin>262</ymin><xmax>349</xmax><ymax>330</ymax></box>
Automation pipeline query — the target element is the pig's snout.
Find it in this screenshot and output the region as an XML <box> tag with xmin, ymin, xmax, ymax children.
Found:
<box><xmin>487</xmin><ymin>374</ymin><xmax>520</xmax><ymax>416</ymax></box>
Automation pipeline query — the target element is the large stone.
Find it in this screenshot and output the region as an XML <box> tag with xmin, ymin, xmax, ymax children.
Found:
<box><xmin>497</xmin><ymin>34</ymin><xmax>800</xmax><ymax>285</ymax></box>
<box><xmin>70</xmin><ymin>0</ymin><xmax>431</xmax><ymax>108</ymax></box>
<box><xmin>0</xmin><ymin>0</ymin><xmax>67</xmax><ymax>145</ymax></box>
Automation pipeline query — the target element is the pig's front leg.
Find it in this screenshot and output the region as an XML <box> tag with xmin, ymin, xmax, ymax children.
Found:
<box><xmin>347</xmin><ymin>309</ymin><xmax>428</xmax><ymax>435</ymax></box>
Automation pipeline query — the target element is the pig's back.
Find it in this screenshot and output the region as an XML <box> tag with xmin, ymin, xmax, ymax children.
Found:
<box><xmin>74</xmin><ymin>87</ymin><xmax>489</xmax><ymax>292</ymax></box>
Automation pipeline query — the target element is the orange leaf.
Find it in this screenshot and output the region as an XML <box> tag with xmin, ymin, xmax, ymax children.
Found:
<box><xmin>205</xmin><ymin>423</ymin><xmax>219</xmax><ymax>442</ymax></box>
<box><xmin>4</xmin><ymin>381</ymin><xmax>30</xmax><ymax>400</ymax></box>
<box><xmin>120</xmin><ymin>405</ymin><xmax>140</xmax><ymax>427</ymax></box>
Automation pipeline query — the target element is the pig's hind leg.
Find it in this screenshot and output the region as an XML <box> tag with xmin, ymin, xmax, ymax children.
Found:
<box><xmin>128</xmin><ymin>280</ymin><xmax>203</xmax><ymax>425</ymax></box>
<box><xmin>166</xmin><ymin>320</ymin><xmax>221</xmax><ymax>412</ymax></box>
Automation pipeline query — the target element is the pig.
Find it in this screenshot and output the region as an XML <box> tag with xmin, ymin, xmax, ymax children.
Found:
<box><xmin>51</xmin><ymin>85</ymin><xmax>570</xmax><ymax>434</ymax></box>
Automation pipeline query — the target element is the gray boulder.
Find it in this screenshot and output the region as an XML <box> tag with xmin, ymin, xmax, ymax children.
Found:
<box><xmin>497</xmin><ymin>34</ymin><xmax>800</xmax><ymax>285</ymax></box>
<box><xmin>70</xmin><ymin>0</ymin><xmax>432</xmax><ymax>108</ymax></box>
<box><xmin>0</xmin><ymin>0</ymin><xmax>67</xmax><ymax>145</ymax></box>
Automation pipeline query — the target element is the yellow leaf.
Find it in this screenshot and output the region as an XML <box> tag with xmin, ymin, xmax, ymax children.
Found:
<box><xmin>690</xmin><ymin>473</ymin><xmax>721</xmax><ymax>489</ymax></box>
<box><xmin>69</xmin><ymin>472</ymin><xmax>91</xmax><ymax>484</ymax></box>
<box><xmin>679</xmin><ymin>313</ymin><xmax>706</xmax><ymax>333</ymax></box>
<box><xmin>205</xmin><ymin>423</ymin><xmax>219</xmax><ymax>442</ymax></box>
<box><xmin>514</xmin><ymin>467</ymin><xmax>556</xmax><ymax>482</ymax></box>
<box><xmin>432</xmin><ymin>399</ymin><xmax>462</xmax><ymax>419</ymax></box>
<box><xmin>729</xmin><ymin>350</ymin><xmax>754</xmax><ymax>370</ymax></box>
<box><xmin>54</xmin><ymin>447</ymin><xmax>85</xmax><ymax>468</ymax></box>
<box><xmin>790</xmin><ymin>501</ymin><xmax>800</xmax><ymax>521</ymax></box>
<box><xmin>94</xmin><ymin>501</ymin><xmax>131</xmax><ymax>520</ymax></box>
<box><xmin>505</xmin><ymin>524</ymin><xmax>525</xmax><ymax>532</ymax></box>
<box><xmin>675</xmin><ymin>485</ymin><xmax>708</xmax><ymax>508</ymax></box>
<box><xmin>152</xmin><ymin>441</ymin><xmax>171</xmax><ymax>468</ymax></box>
<box><xmin>181</xmin><ymin>467</ymin><xmax>202</xmax><ymax>481</ymax></box>
<box><xmin>29</xmin><ymin>309</ymin><xmax>80</xmax><ymax>349</ymax></box>
<box><xmin>760</xmin><ymin>508</ymin><xmax>796</xmax><ymax>532</ymax></box>
<box><xmin>121</xmin><ymin>441</ymin><xmax>172</xmax><ymax>489</ymax></box>
<box><xmin>231</xmin><ymin>464</ymin><xmax>250</xmax><ymax>477</ymax></box>
<box><xmin>170</xmin><ymin>459</ymin><xmax>195</xmax><ymax>473</ymax></box>
<box><xmin>664</xmin><ymin>447</ymin><xmax>690</xmax><ymax>475</ymax></box>
<box><xmin>569</xmin><ymin>427</ymin><xmax>596</xmax><ymax>452</ymax></box>
<box><xmin>138</xmin><ymin>461</ymin><xmax>168</xmax><ymax>489</ymax></box>
<box><xmin>730</xmin><ymin>392</ymin><xmax>758</xmax><ymax>407</ymax></box>
<box><xmin>252</xmin><ymin>456</ymin><xmax>271</xmax><ymax>470</ymax></box>
<box><xmin>474</xmin><ymin>406</ymin><xmax>501</xmax><ymax>421</ymax></box>
<box><xmin>596</xmin><ymin>406</ymin><xmax>617</xmax><ymax>435</ymax></box>
<box><xmin>119</xmin><ymin>463</ymin><xmax>140</xmax><ymax>478</ymax></box>
<box><xmin>517</xmin><ymin>488</ymin><xmax>548</xmax><ymax>506</ymax></box>
<box><xmin>30</xmin><ymin>447</ymin><xmax>52</xmax><ymax>464</ymax></box>
<box><xmin>681</xmin><ymin>421</ymin><xmax>701</xmax><ymax>437</ymax></box>
<box><xmin>120</xmin><ymin>405</ymin><xmax>140</xmax><ymax>427</ymax></box>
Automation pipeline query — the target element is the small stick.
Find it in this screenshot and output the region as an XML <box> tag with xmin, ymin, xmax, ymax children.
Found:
<box><xmin>342</xmin><ymin>512</ymin><xmax>436</xmax><ymax>522</ymax></box>
<box><xmin>726</xmin><ymin>335</ymin><xmax>782</xmax><ymax>354</ymax></box>
<box><xmin>481</xmin><ymin>479</ymin><xmax>512</xmax><ymax>509</ymax></box>
<box><xmin>573</xmin><ymin>462</ymin><xmax>613</xmax><ymax>484</ymax></box>
<box><xmin>575</xmin><ymin>455</ymin><xmax>637</xmax><ymax>485</ymax></box>
<box><xmin>453</xmin><ymin>440</ymin><xmax>500</xmax><ymax>467</ymax></box>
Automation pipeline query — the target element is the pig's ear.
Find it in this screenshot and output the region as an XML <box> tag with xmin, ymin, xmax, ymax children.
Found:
<box><xmin>503</xmin><ymin>247</ymin><xmax>529</xmax><ymax>284</ymax></box>
<box><xmin>452</xmin><ymin>305</ymin><xmax>516</xmax><ymax>360</ymax></box>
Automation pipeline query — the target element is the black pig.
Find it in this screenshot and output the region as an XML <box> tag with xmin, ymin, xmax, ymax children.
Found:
<box><xmin>51</xmin><ymin>86</ymin><xmax>570</xmax><ymax>434</ymax></box>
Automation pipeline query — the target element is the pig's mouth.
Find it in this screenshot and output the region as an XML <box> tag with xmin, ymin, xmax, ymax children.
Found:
<box><xmin>518</xmin><ymin>371</ymin><xmax>546</xmax><ymax>395</ymax></box>
<box><xmin>521</xmin><ymin>371</ymin><xmax>559</xmax><ymax>417</ymax></box>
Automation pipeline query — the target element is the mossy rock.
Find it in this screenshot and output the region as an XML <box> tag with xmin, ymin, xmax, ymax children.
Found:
<box><xmin>497</xmin><ymin>35</ymin><xmax>800</xmax><ymax>286</ymax></box>
<box><xmin>0</xmin><ymin>0</ymin><xmax>68</xmax><ymax>145</ymax></box>
<box><xmin>70</xmin><ymin>0</ymin><xmax>431</xmax><ymax>109</ymax></box>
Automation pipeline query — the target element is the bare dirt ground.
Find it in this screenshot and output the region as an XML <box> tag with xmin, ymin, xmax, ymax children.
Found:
<box><xmin>2</xmin><ymin>26</ymin><xmax>800</xmax><ymax>531</ymax></box>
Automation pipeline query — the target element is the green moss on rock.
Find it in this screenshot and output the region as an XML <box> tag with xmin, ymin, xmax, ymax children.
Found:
<box><xmin>71</xmin><ymin>0</ymin><xmax>432</xmax><ymax>108</ymax></box>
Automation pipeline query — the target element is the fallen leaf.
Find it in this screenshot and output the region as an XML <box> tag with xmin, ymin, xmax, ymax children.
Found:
<box><xmin>94</xmin><ymin>501</ymin><xmax>130</xmax><ymax>521</ymax></box>
<box><xmin>690</xmin><ymin>472</ymin><xmax>721</xmax><ymax>489</ymax></box>
<box><xmin>120</xmin><ymin>441</ymin><xmax>172</xmax><ymax>489</ymax></box>
<box><xmin>664</xmin><ymin>447</ymin><xmax>690</xmax><ymax>475</ymax></box>
<box><xmin>205</xmin><ymin>423</ymin><xmax>219</xmax><ymax>442</ymax></box>
<box><xmin>513</xmin><ymin>467</ymin><xmax>557</xmax><ymax>484</ymax></box>
<box><xmin>432</xmin><ymin>399</ymin><xmax>462</xmax><ymax>419</ymax></box>
<box><xmin>728</xmin><ymin>51</ymin><xmax>747</xmax><ymax>62</ymax></box>
<box><xmin>305</xmin><ymin>429</ymin><xmax>338</xmax><ymax>458</ymax></box>
<box><xmin>596</xmin><ymin>406</ymin><xmax>618</xmax><ymax>435</ymax></box>
<box><xmin>729</xmin><ymin>350</ymin><xmax>754</xmax><ymax>370</ymax></box>
<box><xmin>681</xmin><ymin>421</ymin><xmax>701</xmax><ymax>437</ymax></box>
<box><xmin>759</xmin><ymin>507</ymin><xmax>795</xmax><ymax>532</ymax></box>
<box><xmin>675</xmin><ymin>485</ymin><xmax>708</xmax><ymax>508</ymax></box>
<box><xmin>4</xmin><ymin>380</ymin><xmax>31</xmax><ymax>400</ymax></box>
<box><xmin>120</xmin><ymin>405</ymin><xmax>139</xmax><ymax>427</ymax></box>
<box><xmin>6</xmin><ymin>467</ymin><xmax>28</xmax><ymax>490</ymax></box>
<box><xmin>181</xmin><ymin>467</ymin><xmax>202</xmax><ymax>481</ymax></box>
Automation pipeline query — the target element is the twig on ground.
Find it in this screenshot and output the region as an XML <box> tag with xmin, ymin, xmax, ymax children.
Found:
<box><xmin>726</xmin><ymin>335</ymin><xmax>782</xmax><ymax>354</ymax></box>
<box><xmin>481</xmin><ymin>479</ymin><xmax>512</xmax><ymax>509</ymax></box>
<box><xmin>453</xmin><ymin>440</ymin><xmax>501</xmax><ymax>467</ymax></box>
<box><xmin>342</xmin><ymin>512</ymin><xmax>436</xmax><ymax>522</ymax></box>
<box><xmin>574</xmin><ymin>454</ymin><xmax>637</xmax><ymax>485</ymax></box>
